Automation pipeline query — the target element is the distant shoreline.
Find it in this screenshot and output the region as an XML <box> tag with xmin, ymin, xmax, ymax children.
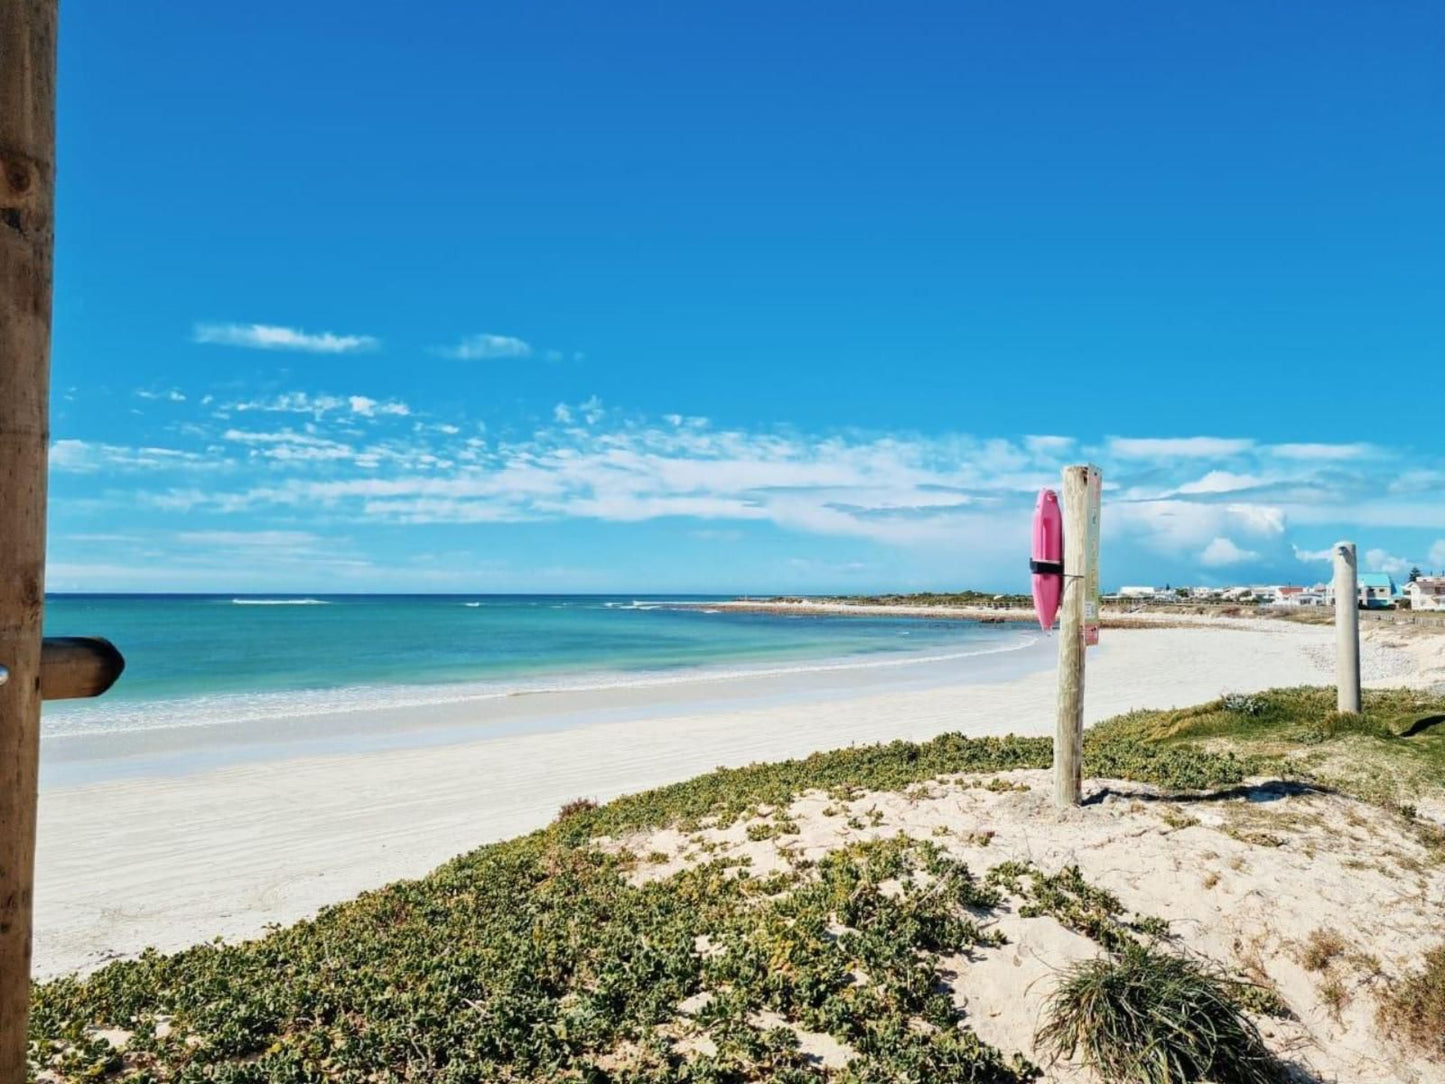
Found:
<box><xmin>664</xmin><ymin>597</ymin><xmax>1276</xmax><ymax>630</ymax></box>
<box><xmin>668</xmin><ymin>598</ymin><xmax>1038</xmax><ymax>622</ymax></box>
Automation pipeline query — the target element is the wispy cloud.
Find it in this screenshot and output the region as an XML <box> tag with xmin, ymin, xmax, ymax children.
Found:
<box><xmin>434</xmin><ymin>333</ymin><xmax>533</xmax><ymax>360</ymax></box>
<box><xmin>46</xmin><ymin>384</ymin><xmax>1445</xmax><ymax>585</ymax></box>
<box><xmin>1025</xmin><ymin>435</ymin><xmax>1074</xmax><ymax>455</ymax></box>
<box><xmin>1268</xmin><ymin>442</ymin><xmax>1375</xmax><ymax>461</ymax></box>
<box><xmin>230</xmin><ymin>391</ymin><xmax>410</xmax><ymax>419</ymax></box>
<box><xmin>49</xmin><ymin>439</ymin><xmax>214</xmax><ymax>473</ymax></box>
<box><xmin>1174</xmin><ymin>470</ymin><xmax>1266</xmax><ymax>496</ymax></box>
<box><xmin>193</xmin><ymin>322</ymin><xmax>379</xmax><ymax>354</ymax></box>
<box><xmin>1108</xmin><ymin>436</ymin><xmax>1255</xmax><ymax>458</ymax></box>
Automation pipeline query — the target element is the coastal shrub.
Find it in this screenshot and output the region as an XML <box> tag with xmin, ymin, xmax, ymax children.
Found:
<box><xmin>1037</xmin><ymin>944</ymin><xmax>1287</xmax><ymax>1084</ymax></box>
<box><xmin>1378</xmin><ymin>944</ymin><xmax>1445</xmax><ymax>1059</ymax></box>
<box><xmin>985</xmin><ymin>862</ymin><xmax>1170</xmax><ymax>955</ymax></box>
<box><xmin>1088</xmin><ymin>686</ymin><xmax>1445</xmax><ymax>811</ymax></box>
<box><xmin>551</xmin><ymin>732</ymin><xmax>1057</xmax><ymax>843</ymax></box>
<box><xmin>28</xmin><ymin>834</ymin><xmax>1042</xmax><ymax>1082</ymax></box>
<box><xmin>1082</xmin><ymin>737</ymin><xmax>1253</xmax><ymax>791</ymax></box>
<box><xmin>556</xmin><ymin>796</ymin><xmax>599</xmax><ymax>820</ymax></box>
<box><xmin>546</xmin><ymin>728</ymin><xmax>1262</xmax><ymax>847</ymax></box>
<box><xmin>1221</xmin><ymin>693</ymin><xmax>1265</xmax><ymax>716</ymax></box>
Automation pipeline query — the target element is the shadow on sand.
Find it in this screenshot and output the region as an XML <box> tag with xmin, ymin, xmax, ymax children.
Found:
<box><xmin>1083</xmin><ymin>779</ymin><xmax>1325</xmax><ymax>807</ymax></box>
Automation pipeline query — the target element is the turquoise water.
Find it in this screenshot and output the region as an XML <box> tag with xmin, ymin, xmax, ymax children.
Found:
<box><xmin>43</xmin><ymin>595</ymin><xmax>1033</xmax><ymax>737</ymax></box>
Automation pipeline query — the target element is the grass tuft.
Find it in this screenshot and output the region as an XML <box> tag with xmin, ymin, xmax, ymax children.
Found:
<box><xmin>1378</xmin><ymin>944</ymin><xmax>1445</xmax><ymax>1059</ymax></box>
<box><xmin>1037</xmin><ymin>943</ymin><xmax>1288</xmax><ymax>1084</ymax></box>
<box><xmin>1299</xmin><ymin>928</ymin><xmax>1347</xmax><ymax>972</ymax></box>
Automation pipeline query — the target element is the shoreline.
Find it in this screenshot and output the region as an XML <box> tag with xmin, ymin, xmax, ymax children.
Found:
<box><xmin>34</xmin><ymin>619</ymin><xmax>1430</xmax><ymax>979</ymax></box>
<box><xmin>40</xmin><ymin>628</ymin><xmax>1048</xmax><ymax>789</ymax></box>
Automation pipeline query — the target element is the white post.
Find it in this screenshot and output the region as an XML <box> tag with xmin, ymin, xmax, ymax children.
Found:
<box><xmin>1333</xmin><ymin>541</ymin><xmax>1361</xmax><ymax>714</ymax></box>
<box><xmin>1054</xmin><ymin>465</ymin><xmax>1094</xmax><ymax>808</ymax></box>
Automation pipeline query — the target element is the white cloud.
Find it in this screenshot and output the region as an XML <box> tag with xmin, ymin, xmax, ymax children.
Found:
<box><xmin>52</xmin><ymin>391</ymin><xmax>1445</xmax><ymax>585</ymax></box>
<box><xmin>435</xmin><ymin>333</ymin><xmax>533</xmax><ymax>360</ymax></box>
<box><xmin>348</xmin><ymin>395</ymin><xmax>410</xmax><ymax>418</ymax></box>
<box><xmin>1293</xmin><ymin>545</ymin><xmax>1334</xmax><ymax>563</ymax></box>
<box><xmin>1200</xmin><ymin>537</ymin><xmax>1258</xmax><ymax>567</ymax></box>
<box><xmin>1176</xmin><ymin>471</ymin><xmax>1265</xmax><ymax>495</ymax></box>
<box><xmin>1025</xmin><ymin>435</ymin><xmax>1074</xmax><ymax>456</ymax></box>
<box><xmin>222</xmin><ymin>429</ymin><xmax>354</xmax><ymax>462</ymax></box>
<box><xmin>1108</xmin><ymin>436</ymin><xmax>1254</xmax><ymax>459</ymax></box>
<box><xmin>1364</xmin><ymin>548</ymin><xmax>1412</xmax><ymax>576</ymax></box>
<box><xmin>49</xmin><ymin>439</ymin><xmax>211</xmax><ymax>472</ymax></box>
<box><xmin>1224</xmin><ymin>503</ymin><xmax>1285</xmax><ymax>536</ymax></box>
<box><xmin>193</xmin><ymin>322</ymin><xmax>378</xmax><ymax>354</ymax></box>
<box><xmin>1267</xmin><ymin>442</ymin><xmax>1374</xmax><ymax>461</ymax></box>
<box><xmin>176</xmin><ymin>530</ymin><xmax>321</xmax><ymax>548</ymax></box>
<box><xmin>232</xmin><ymin>391</ymin><xmax>409</xmax><ymax>419</ymax></box>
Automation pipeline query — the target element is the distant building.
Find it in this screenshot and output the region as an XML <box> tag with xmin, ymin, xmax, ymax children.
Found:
<box><xmin>1408</xmin><ymin>576</ymin><xmax>1445</xmax><ymax>612</ymax></box>
<box><xmin>1325</xmin><ymin>572</ymin><xmax>1399</xmax><ymax>609</ymax></box>
<box><xmin>1359</xmin><ymin>572</ymin><xmax>1398</xmax><ymax>609</ymax></box>
<box><xmin>1117</xmin><ymin>586</ymin><xmax>1159</xmax><ymax>599</ymax></box>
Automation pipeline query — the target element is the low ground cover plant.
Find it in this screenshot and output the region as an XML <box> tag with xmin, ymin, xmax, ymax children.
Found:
<box><xmin>28</xmin><ymin>687</ymin><xmax>1445</xmax><ymax>1081</ymax></box>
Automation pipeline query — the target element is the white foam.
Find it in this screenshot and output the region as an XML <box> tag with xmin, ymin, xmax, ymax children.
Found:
<box><xmin>231</xmin><ymin>598</ymin><xmax>331</xmax><ymax>606</ymax></box>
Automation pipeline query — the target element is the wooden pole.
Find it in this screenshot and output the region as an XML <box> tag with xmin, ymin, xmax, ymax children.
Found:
<box><xmin>1054</xmin><ymin>465</ymin><xmax>1090</xmax><ymax>808</ymax></box>
<box><xmin>39</xmin><ymin>638</ymin><xmax>126</xmax><ymax>701</ymax></box>
<box><xmin>0</xmin><ymin>1</ymin><xmax>57</xmax><ymax>1078</ymax></box>
<box><xmin>1334</xmin><ymin>541</ymin><xmax>1361</xmax><ymax>714</ymax></box>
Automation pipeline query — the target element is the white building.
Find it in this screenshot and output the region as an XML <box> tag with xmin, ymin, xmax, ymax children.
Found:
<box><xmin>1408</xmin><ymin>577</ymin><xmax>1445</xmax><ymax>612</ymax></box>
<box><xmin>1118</xmin><ymin>586</ymin><xmax>1160</xmax><ymax>599</ymax></box>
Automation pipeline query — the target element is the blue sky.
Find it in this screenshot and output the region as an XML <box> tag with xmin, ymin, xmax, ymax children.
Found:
<box><xmin>49</xmin><ymin>1</ymin><xmax>1444</xmax><ymax>593</ymax></box>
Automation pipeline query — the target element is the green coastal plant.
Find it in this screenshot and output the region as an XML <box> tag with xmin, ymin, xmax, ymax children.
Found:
<box><xmin>1036</xmin><ymin>944</ymin><xmax>1288</xmax><ymax>1084</ymax></box>
<box><xmin>28</xmin><ymin>686</ymin><xmax>1444</xmax><ymax>1080</ymax></box>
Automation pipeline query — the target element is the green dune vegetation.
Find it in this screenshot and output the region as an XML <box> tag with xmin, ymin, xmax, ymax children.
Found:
<box><xmin>29</xmin><ymin>688</ymin><xmax>1445</xmax><ymax>1083</ymax></box>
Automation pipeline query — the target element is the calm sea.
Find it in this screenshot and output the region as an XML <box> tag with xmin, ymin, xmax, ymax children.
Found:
<box><xmin>41</xmin><ymin>594</ymin><xmax>1034</xmax><ymax>738</ymax></box>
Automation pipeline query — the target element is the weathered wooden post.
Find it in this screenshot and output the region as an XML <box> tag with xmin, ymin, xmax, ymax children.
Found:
<box><xmin>1334</xmin><ymin>541</ymin><xmax>1361</xmax><ymax>714</ymax></box>
<box><xmin>1055</xmin><ymin>464</ymin><xmax>1101</xmax><ymax>808</ymax></box>
<box><xmin>0</xmin><ymin>1</ymin><xmax>57</xmax><ymax>1076</ymax></box>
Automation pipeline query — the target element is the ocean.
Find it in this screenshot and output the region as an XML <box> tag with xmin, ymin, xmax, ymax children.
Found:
<box><xmin>42</xmin><ymin>594</ymin><xmax>1038</xmax><ymax>741</ymax></box>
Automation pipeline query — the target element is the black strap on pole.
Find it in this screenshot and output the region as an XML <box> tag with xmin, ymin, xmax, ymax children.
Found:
<box><xmin>1029</xmin><ymin>559</ymin><xmax>1064</xmax><ymax>576</ymax></box>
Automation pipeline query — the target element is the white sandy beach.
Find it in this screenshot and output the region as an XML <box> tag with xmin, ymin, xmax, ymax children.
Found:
<box><xmin>32</xmin><ymin>620</ymin><xmax>1441</xmax><ymax>978</ymax></box>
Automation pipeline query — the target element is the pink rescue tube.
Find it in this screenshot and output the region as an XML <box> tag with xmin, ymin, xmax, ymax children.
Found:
<box><xmin>1030</xmin><ymin>488</ymin><xmax>1063</xmax><ymax>631</ymax></box>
